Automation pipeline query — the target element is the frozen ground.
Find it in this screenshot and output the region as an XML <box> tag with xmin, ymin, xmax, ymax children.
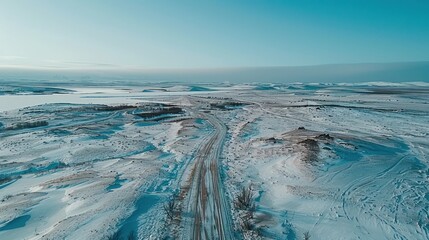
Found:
<box><xmin>0</xmin><ymin>82</ymin><xmax>428</xmax><ymax>240</ymax></box>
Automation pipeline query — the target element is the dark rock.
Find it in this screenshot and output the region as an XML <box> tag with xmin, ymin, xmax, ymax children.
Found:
<box><xmin>316</xmin><ymin>134</ymin><xmax>334</xmax><ymax>140</ymax></box>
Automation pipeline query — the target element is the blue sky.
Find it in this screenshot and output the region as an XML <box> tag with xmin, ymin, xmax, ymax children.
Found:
<box><xmin>0</xmin><ymin>0</ymin><xmax>428</xmax><ymax>69</ymax></box>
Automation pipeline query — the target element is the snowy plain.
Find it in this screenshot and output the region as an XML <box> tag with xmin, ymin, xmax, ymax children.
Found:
<box><xmin>0</xmin><ymin>82</ymin><xmax>428</xmax><ymax>240</ymax></box>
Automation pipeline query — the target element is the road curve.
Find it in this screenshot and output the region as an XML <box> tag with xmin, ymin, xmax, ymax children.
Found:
<box><xmin>181</xmin><ymin>109</ymin><xmax>234</xmax><ymax>240</ymax></box>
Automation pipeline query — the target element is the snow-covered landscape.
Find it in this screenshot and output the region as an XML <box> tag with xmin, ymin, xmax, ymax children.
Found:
<box><xmin>0</xmin><ymin>82</ymin><xmax>428</xmax><ymax>239</ymax></box>
<box><xmin>2</xmin><ymin>0</ymin><xmax>429</xmax><ymax>239</ymax></box>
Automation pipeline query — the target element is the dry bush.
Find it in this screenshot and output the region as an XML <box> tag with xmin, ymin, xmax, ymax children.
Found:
<box><xmin>163</xmin><ymin>198</ymin><xmax>177</xmax><ymax>221</ymax></box>
<box><xmin>235</xmin><ymin>186</ymin><xmax>255</xmax><ymax>211</ymax></box>
<box><xmin>303</xmin><ymin>231</ymin><xmax>311</xmax><ymax>240</ymax></box>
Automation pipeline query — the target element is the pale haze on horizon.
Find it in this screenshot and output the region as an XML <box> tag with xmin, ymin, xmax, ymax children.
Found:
<box><xmin>1</xmin><ymin>0</ymin><xmax>429</xmax><ymax>70</ymax></box>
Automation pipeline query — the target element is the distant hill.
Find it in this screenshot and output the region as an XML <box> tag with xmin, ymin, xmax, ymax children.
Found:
<box><xmin>0</xmin><ymin>61</ymin><xmax>428</xmax><ymax>85</ymax></box>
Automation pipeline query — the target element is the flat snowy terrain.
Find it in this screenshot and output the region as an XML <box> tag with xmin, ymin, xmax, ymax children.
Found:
<box><xmin>0</xmin><ymin>82</ymin><xmax>428</xmax><ymax>240</ymax></box>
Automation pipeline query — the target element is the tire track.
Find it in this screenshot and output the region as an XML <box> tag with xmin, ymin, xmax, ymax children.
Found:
<box><xmin>180</xmin><ymin>106</ymin><xmax>234</xmax><ymax>239</ymax></box>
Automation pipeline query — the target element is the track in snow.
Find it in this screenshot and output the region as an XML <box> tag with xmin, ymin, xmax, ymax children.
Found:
<box><xmin>180</xmin><ymin>110</ymin><xmax>234</xmax><ymax>240</ymax></box>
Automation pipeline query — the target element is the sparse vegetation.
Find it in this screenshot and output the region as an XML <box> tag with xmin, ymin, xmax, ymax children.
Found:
<box><xmin>303</xmin><ymin>231</ymin><xmax>311</xmax><ymax>240</ymax></box>
<box><xmin>163</xmin><ymin>198</ymin><xmax>178</xmax><ymax>221</ymax></box>
<box><xmin>240</xmin><ymin>217</ymin><xmax>254</xmax><ymax>231</ymax></box>
<box><xmin>0</xmin><ymin>176</ymin><xmax>13</xmax><ymax>185</ymax></box>
<box><xmin>210</xmin><ymin>102</ymin><xmax>245</xmax><ymax>110</ymax></box>
<box><xmin>1</xmin><ymin>194</ymin><xmax>13</xmax><ymax>202</ymax></box>
<box><xmin>6</xmin><ymin>120</ymin><xmax>48</xmax><ymax>130</ymax></box>
<box><xmin>266</xmin><ymin>137</ymin><xmax>281</xmax><ymax>144</ymax></box>
<box><xmin>0</xmin><ymin>175</ymin><xmax>22</xmax><ymax>186</ymax></box>
<box><xmin>299</xmin><ymin>139</ymin><xmax>318</xmax><ymax>150</ymax></box>
<box><xmin>95</xmin><ymin>105</ymin><xmax>136</xmax><ymax>111</ymax></box>
<box><xmin>161</xmin><ymin>196</ymin><xmax>181</xmax><ymax>239</ymax></box>
<box><xmin>235</xmin><ymin>186</ymin><xmax>255</xmax><ymax>211</ymax></box>
<box><xmin>316</xmin><ymin>133</ymin><xmax>334</xmax><ymax>140</ymax></box>
<box><xmin>235</xmin><ymin>185</ymin><xmax>259</xmax><ymax>235</ymax></box>
<box><xmin>136</xmin><ymin>107</ymin><xmax>184</xmax><ymax>120</ymax></box>
<box><xmin>299</xmin><ymin>138</ymin><xmax>320</xmax><ymax>163</ymax></box>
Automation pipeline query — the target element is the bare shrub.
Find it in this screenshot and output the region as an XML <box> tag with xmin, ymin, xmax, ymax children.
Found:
<box><xmin>303</xmin><ymin>231</ymin><xmax>311</xmax><ymax>240</ymax></box>
<box><xmin>235</xmin><ymin>185</ymin><xmax>261</xmax><ymax>236</ymax></box>
<box><xmin>240</xmin><ymin>218</ymin><xmax>254</xmax><ymax>231</ymax></box>
<box><xmin>235</xmin><ymin>186</ymin><xmax>255</xmax><ymax>211</ymax></box>
<box><xmin>163</xmin><ymin>198</ymin><xmax>177</xmax><ymax>221</ymax></box>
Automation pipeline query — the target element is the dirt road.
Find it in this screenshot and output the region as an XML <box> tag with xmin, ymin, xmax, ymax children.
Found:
<box><xmin>181</xmin><ymin>110</ymin><xmax>234</xmax><ymax>240</ymax></box>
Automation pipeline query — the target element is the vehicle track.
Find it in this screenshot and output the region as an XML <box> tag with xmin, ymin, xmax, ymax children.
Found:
<box><xmin>180</xmin><ymin>109</ymin><xmax>234</xmax><ymax>240</ymax></box>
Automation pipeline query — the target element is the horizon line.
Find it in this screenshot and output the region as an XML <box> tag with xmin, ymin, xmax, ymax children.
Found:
<box><xmin>1</xmin><ymin>60</ymin><xmax>429</xmax><ymax>72</ymax></box>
